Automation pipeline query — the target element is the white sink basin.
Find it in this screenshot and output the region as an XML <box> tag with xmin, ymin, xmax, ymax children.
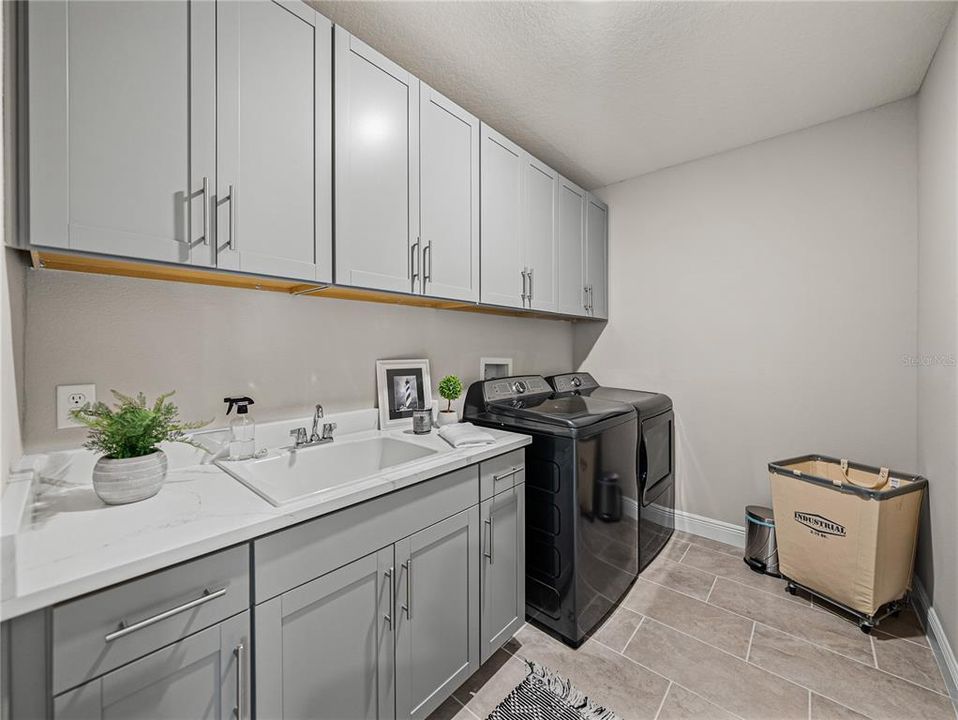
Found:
<box><xmin>216</xmin><ymin>434</ymin><xmax>439</xmax><ymax>506</ymax></box>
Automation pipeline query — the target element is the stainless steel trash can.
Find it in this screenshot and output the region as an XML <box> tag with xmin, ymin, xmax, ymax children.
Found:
<box><xmin>744</xmin><ymin>505</ymin><xmax>779</xmax><ymax>577</ymax></box>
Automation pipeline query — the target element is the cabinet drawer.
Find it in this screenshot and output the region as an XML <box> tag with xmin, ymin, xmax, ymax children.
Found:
<box><xmin>480</xmin><ymin>449</ymin><xmax>525</xmax><ymax>501</ymax></box>
<box><xmin>255</xmin><ymin>465</ymin><xmax>479</xmax><ymax>603</ymax></box>
<box><xmin>53</xmin><ymin>544</ymin><xmax>250</xmax><ymax>695</ymax></box>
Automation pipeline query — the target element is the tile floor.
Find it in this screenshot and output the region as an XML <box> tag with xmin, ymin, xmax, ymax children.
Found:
<box><xmin>429</xmin><ymin>531</ymin><xmax>957</xmax><ymax>720</ymax></box>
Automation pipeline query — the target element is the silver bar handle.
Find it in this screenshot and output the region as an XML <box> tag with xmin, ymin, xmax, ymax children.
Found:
<box><xmin>423</xmin><ymin>240</ymin><xmax>432</xmax><ymax>283</ymax></box>
<box><xmin>227</xmin><ymin>184</ymin><xmax>236</xmax><ymax>251</ymax></box>
<box><xmin>520</xmin><ymin>269</ymin><xmax>528</xmax><ymax>303</ymax></box>
<box><xmin>401</xmin><ymin>559</ymin><xmax>411</xmax><ymax>618</ymax></box>
<box><xmin>410</xmin><ymin>239</ymin><xmax>420</xmax><ymax>290</ymax></box>
<box><xmin>383</xmin><ymin>567</ymin><xmax>393</xmax><ymax>628</ymax></box>
<box><xmin>492</xmin><ymin>467</ymin><xmax>519</xmax><ymax>484</ymax></box>
<box><xmin>104</xmin><ymin>587</ymin><xmax>227</xmax><ymax>642</ymax></box>
<box><xmin>234</xmin><ymin>642</ymin><xmax>245</xmax><ymax>720</ymax></box>
<box><xmin>528</xmin><ymin>267</ymin><xmax>534</xmax><ymax>302</ymax></box>
<box><xmin>201</xmin><ymin>177</ymin><xmax>210</xmax><ymax>246</ymax></box>
<box><xmin>484</xmin><ymin>517</ymin><xmax>494</xmax><ymax>562</ymax></box>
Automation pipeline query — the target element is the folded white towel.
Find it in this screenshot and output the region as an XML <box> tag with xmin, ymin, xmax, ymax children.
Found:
<box><xmin>438</xmin><ymin>422</ymin><xmax>496</xmax><ymax>448</ymax></box>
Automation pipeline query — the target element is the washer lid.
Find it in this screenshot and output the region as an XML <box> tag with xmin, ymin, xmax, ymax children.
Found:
<box><xmin>487</xmin><ymin>394</ymin><xmax>635</xmax><ymax>429</ymax></box>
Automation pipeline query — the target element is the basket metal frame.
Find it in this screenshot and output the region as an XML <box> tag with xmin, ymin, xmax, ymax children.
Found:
<box><xmin>782</xmin><ymin>576</ymin><xmax>905</xmax><ymax>634</ymax></box>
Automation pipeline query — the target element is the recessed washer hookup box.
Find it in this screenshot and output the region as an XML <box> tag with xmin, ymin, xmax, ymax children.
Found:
<box><xmin>768</xmin><ymin>454</ymin><xmax>926</xmax><ymax>617</ymax></box>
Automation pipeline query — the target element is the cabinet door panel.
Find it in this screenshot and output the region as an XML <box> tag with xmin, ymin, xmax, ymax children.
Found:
<box><xmin>480</xmin><ymin>486</ymin><xmax>525</xmax><ymax>664</ymax></box>
<box><xmin>586</xmin><ymin>194</ymin><xmax>609</xmax><ymax>319</ymax></box>
<box><xmin>396</xmin><ymin>508</ymin><xmax>480</xmax><ymax>720</ymax></box>
<box><xmin>28</xmin><ymin>0</ymin><xmax>215</xmax><ymax>265</ymax></box>
<box><xmin>335</xmin><ymin>28</ymin><xmax>419</xmax><ymax>293</ymax></box>
<box><xmin>255</xmin><ymin>547</ymin><xmax>394</xmax><ymax>720</ymax></box>
<box><xmin>480</xmin><ymin>124</ymin><xmax>524</xmax><ymax>309</ymax></box>
<box><xmin>522</xmin><ymin>156</ymin><xmax>558</xmax><ymax>312</ymax></box>
<box><xmin>556</xmin><ymin>177</ymin><xmax>588</xmax><ymax>316</ymax></box>
<box><xmin>216</xmin><ymin>1</ymin><xmax>331</xmax><ymax>282</ymax></box>
<box><xmin>54</xmin><ymin>612</ymin><xmax>249</xmax><ymax>720</ymax></box>
<box><xmin>419</xmin><ymin>85</ymin><xmax>480</xmax><ymax>302</ymax></box>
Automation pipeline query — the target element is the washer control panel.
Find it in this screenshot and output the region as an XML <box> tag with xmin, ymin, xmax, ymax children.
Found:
<box><xmin>550</xmin><ymin>372</ymin><xmax>599</xmax><ymax>394</ymax></box>
<box><xmin>484</xmin><ymin>375</ymin><xmax>552</xmax><ymax>402</ymax></box>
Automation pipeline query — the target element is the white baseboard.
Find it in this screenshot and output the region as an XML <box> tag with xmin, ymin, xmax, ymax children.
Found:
<box><xmin>913</xmin><ymin>578</ymin><xmax>958</xmax><ymax>702</ymax></box>
<box><xmin>672</xmin><ymin>507</ymin><xmax>747</xmax><ymax>548</ymax></box>
<box><xmin>623</xmin><ymin>499</ymin><xmax>746</xmax><ymax>548</ymax></box>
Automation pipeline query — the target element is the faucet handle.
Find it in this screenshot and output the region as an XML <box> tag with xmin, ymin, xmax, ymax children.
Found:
<box><xmin>289</xmin><ymin>427</ymin><xmax>308</xmax><ymax>447</ymax></box>
<box><xmin>321</xmin><ymin>422</ymin><xmax>337</xmax><ymax>440</ymax></box>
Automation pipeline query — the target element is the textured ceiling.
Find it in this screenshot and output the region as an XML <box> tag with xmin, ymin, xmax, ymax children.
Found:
<box><xmin>311</xmin><ymin>1</ymin><xmax>955</xmax><ymax>189</ymax></box>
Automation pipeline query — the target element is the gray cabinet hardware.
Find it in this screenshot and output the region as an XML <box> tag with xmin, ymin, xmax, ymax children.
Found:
<box><xmin>384</xmin><ymin>567</ymin><xmax>394</xmax><ymax>628</ymax></box>
<box><xmin>234</xmin><ymin>642</ymin><xmax>245</xmax><ymax>720</ymax></box>
<box><xmin>401</xmin><ymin>559</ymin><xmax>412</xmax><ymax>618</ymax></box>
<box><xmin>411</xmin><ymin>239</ymin><xmax>420</xmax><ymax>290</ymax></box>
<box><xmin>528</xmin><ymin>267</ymin><xmax>534</xmax><ymax>302</ymax></box>
<box><xmin>201</xmin><ymin>177</ymin><xmax>210</xmax><ymax>246</ymax></box>
<box><xmin>226</xmin><ymin>184</ymin><xmax>236</xmax><ymax>251</ymax></box>
<box><xmin>484</xmin><ymin>517</ymin><xmax>494</xmax><ymax>562</ymax></box>
<box><xmin>103</xmin><ymin>586</ymin><xmax>228</xmax><ymax>643</ymax></box>
<box><xmin>423</xmin><ymin>240</ymin><xmax>432</xmax><ymax>282</ymax></box>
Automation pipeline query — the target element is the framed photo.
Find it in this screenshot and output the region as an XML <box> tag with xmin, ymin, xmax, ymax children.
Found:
<box><xmin>376</xmin><ymin>359</ymin><xmax>432</xmax><ymax>429</ymax></box>
<box><xmin>480</xmin><ymin>357</ymin><xmax>513</xmax><ymax>380</ymax></box>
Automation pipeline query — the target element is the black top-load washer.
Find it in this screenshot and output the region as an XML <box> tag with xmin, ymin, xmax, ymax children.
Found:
<box><xmin>463</xmin><ymin>375</ymin><xmax>639</xmax><ymax>647</ymax></box>
<box><xmin>547</xmin><ymin>373</ymin><xmax>675</xmax><ymax>572</ymax></box>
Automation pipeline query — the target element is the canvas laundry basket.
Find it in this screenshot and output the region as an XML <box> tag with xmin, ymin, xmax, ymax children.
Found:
<box><xmin>768</xmin><ymin>455</ymin><xmax>926</xmax><ymax>618</ymax></box>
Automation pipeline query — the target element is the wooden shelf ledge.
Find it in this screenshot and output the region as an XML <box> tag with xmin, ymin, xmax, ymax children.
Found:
<box><xmin>29</xmin><ymin>250</ymin><xmax>585</xmax><ymax>322</ymax></box>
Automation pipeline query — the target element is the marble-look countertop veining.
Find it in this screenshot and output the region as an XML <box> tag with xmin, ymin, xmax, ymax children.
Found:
<box><xmin>0</xmin><ymin>410</ymin><xmax>529</xmax><ymax>622</ymax></box>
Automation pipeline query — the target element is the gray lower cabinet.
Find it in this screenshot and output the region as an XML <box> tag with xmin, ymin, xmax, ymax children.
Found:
<box><xmin>395</xmin><ymin>508</ymin><xmax>480</xmax><ymax>720</ymax></box>
<box><xmin>255</xmin><ymin>547</ymin><xmax>395</xmax><ymax>720</ymax></box>
<box><xmin>480</xmin><ymin>485</ymin><xmax>526</xmax><ymax>664</ymax></box>
<box><xmin>53</xmin><ymin>611</ymin><xmax>249</xmax><ymax>720</ymax></box>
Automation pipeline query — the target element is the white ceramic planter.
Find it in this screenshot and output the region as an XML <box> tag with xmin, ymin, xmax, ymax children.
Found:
<box><xmin>92</xmin><ymin>450</ymin><xmax>167</xmax><ymax>505</ymax></box>
<box><xmin>437</xmin><ymin>410</ymin><xmax>459</xmax><ymax>427</ymax></box>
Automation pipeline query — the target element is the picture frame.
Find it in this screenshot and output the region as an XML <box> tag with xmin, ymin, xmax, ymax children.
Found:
<box><xmin>480</xmin><ymin>357</ymin><xmax>514</xmax><ymax>380</ymax></box>
<box><xmin>376</xmin><ymin>359</ymin><xmax>433</xmax><ymax>429</ymax></box>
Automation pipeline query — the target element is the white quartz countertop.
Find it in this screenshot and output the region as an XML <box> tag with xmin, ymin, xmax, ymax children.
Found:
<box><xmin>0</xmin><ymin>410</ymin><xmax>529</xmax><ymax>622</ymax></box>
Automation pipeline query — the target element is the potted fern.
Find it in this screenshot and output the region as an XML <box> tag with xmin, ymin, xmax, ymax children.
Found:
<box><xmin>437</xmin><ymin>375</ymin><xmax>464</xmax><ymax>427</ymax></box>
<box><xmin>71</xmin><ymin>390</ymin><xmax>209</xmax><ymax>505</ymax></box>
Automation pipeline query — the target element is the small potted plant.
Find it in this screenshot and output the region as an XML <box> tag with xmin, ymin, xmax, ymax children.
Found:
<box><xmin>71</xmin><ymin>390</ymin><xmax>209</xmax><ymax>505</ymax></box>
<box><xmin>437</xmin><ymin>375</ymin><xmax>464</xmax><ymax>427</ymax></box>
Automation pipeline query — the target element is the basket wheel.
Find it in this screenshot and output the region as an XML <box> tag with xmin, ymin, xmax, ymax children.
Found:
<box><xmin>785</xmin><ymin>583</ymin><xmax>798</xmax><ymax>596</ymax></box>
<box><xmin>859</xmin><ymin>621</ymin><xmax>874</xmax><ymax>635</ymax></box>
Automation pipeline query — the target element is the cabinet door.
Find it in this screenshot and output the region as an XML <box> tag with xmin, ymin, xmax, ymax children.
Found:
<box><xmin>255</xmin><ymin>547</ymin><xmax>395</xmax><ymax>720</ymax></box>
<box><xmin>396</xmin><ymin>508</ymin><xmax>480</xmax><ymax>720</ymax></box>
<box><xmin>556</xmin><ymin>177</ymin><xmax>588</xmax><ymax>317</ymax></box>
<box><xmin>27</xmin><ymin>0</ymin><xmax>215</xmax><ymax>266</ymax></box>
<box><xmin>480</xmin><ymin>485</ymin><xmax>525</xmax><ymax>664</ymax></box>
<box><xmin>216</xmin><ymin>1</ymin><xmax>332</xmax><ymax>282</ymax></box>
<box><xmin>522</xmin><ymin>155</ymin><xmax>558</xmax><ymax>313</ymax></box>
<box><xmin>480</xmin><ymin>124</ymin><xmax>525</xmax><ymax>309</ymax></box>
<box><xmin>585</xmin><ymin>193</ymin><xmax>609</xmax><ymax>319</ymax></box>
<box><xmin>335</xmin><ymin>28</ymin><xmax>420</xmax><ymax>293</ymax></box>
<box><xmin>419</xmin><ymin>85</ymin><xmax>480</xmax><ymax>302</ymax></box>
<box><xmin>53</xmin><ymin>611</ymin><xmax>249</xmax><ymax>720</ymax></box>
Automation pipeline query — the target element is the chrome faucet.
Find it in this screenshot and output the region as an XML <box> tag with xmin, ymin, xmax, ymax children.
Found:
<box><xmin>288</xmin><ymin>404</ymin><xmax>336</xmax><ymax>450</ymax></box>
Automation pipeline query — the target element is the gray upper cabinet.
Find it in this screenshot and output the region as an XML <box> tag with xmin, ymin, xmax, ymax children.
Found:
<box><xmin>480</xmin><ymin>485</ymin><xmax>525</xmax><ymax>665</ymax></box>
<box><xmin>255</xmin><ymin>547</ymin><xmax>395</xmax><ymax>720</ymax></box>
<box><xmin>522</xmin><ymin>155</ymin><xmax>558</xmax><ymax>313</ymax></box>
<box><xmin>335</xmin><ymin>28</ymin><xmax>420</xmax><ymax>293</ymax></box>
<box><xmin>395</xmin><ymin>508</ymin><xmax>480</xmax><ymax>720</ymax></box>
<box><xmin>419</xmin><ymin>85</ymin><xmax>480</xmax><ymax>302</ymax></box>
<box><xmin>53</xmin><ymin>611</ymin><xmax>249</xmax><ymax>720</ymax></box>
<box><xmin>585</xmin><ymin>193</ymin><xmax>609</xmax><ymax>319</ymax></box>
<box><xmin>216</xmin><ymin>1</ymin><xmax>332</xmax><ymax>282</ymax></box>
<box><xmin>27</xmin><ymin>0</ymin><xmax>215</xmax><ymax>265</ymax></box>
<box><xmin>556</xmin><ymin>176</ymin><xmax>588</xmax><ymax>317</ymax></box>
<box><xmin>480</xmin><ymin>124</ymin><xmax>525</xmax><ymax>309</ymax></box>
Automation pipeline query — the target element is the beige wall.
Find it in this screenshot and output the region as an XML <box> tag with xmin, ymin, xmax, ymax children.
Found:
<box><xmin>917</xmin><ymin>8</ymin><xmax>958</xmax><ymax>662</ymax></box>
<box><xmin>575</xmin><ymin>98</ymin><xmax>919</xmax><ymax>528</ymax></box>
<box><xmin>21</xmin><ymin>270</ymin><xmax>574</xmax><ymax>451</ymax></box>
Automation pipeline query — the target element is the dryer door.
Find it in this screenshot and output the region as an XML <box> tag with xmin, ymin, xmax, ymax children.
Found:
<box><xmin>640</xmin><ymin>409</ymin><xmax>674</xmax><ymax>505</ymax></box>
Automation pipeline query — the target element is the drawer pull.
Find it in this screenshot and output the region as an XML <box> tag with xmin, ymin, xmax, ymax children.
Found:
<box><xmin>104</xmin><ymin>586</ymin><xmax>228</xmax><ymax>642</ymax></box>
<box><xmin>493</xmin><ymin>467</ymin><xmax>519</xmax><ymax>483</ymax></box>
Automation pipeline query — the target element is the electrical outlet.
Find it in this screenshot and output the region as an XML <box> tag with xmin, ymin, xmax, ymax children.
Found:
<box><xmin>57</xmin><ymin>384</ymin><xmax>96</xmax><ymax>429</ymax></box>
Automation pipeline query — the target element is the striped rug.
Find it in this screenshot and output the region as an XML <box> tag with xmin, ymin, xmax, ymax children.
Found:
<box><xmin>486</xmin><ymin>661</ymin><xmax>623</xmax><ymax>720</ymax></box>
